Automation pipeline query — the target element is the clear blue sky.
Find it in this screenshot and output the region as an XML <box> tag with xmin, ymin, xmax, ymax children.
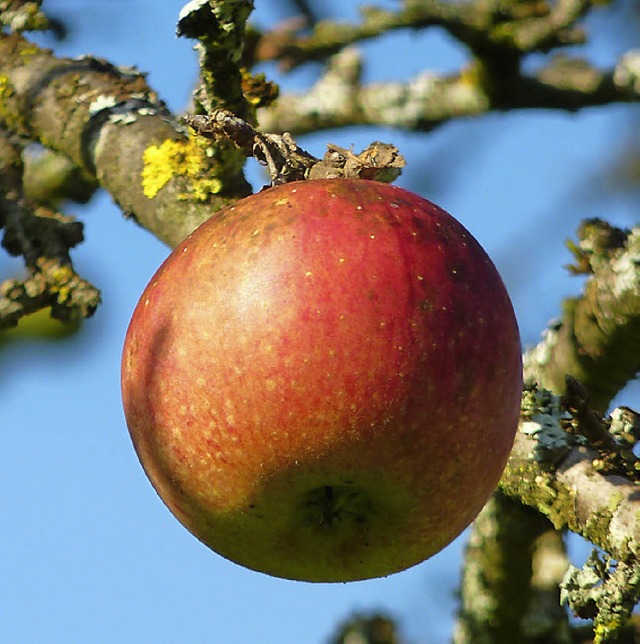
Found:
<box><xmin>2</xmin><ymin>2</ymin><xmax>638</xmax><ymax>643</ymax></box>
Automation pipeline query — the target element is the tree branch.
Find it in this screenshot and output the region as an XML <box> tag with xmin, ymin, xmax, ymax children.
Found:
<box><xmin>0</xmin><ymin>32</ymin><xmax>251</xmax><ymax>247</ymax></box>
<box><xmin>258</xmin><ymin>50</ymin><xmax>640</xmax><ymax>135</ymax></box>
<box><xmin>251</xmin><ymin>0</ymin><xmax>590</xmax><ymax>71</ymax></box>
<box><xmin>497</xmin><ymin>386</ymin><xmax>640</xmax><ymax>640</ymax></box>
<box><xmin>457</xmin><ymin>217</ymin><xmax>640</xmax><ymax>641</ymax></box>
<box><xmin>524</xmin><ymin>222</ymin><xmax>640</xmax><ymax>414</ymax></box>
<box><xmin>453</xmin><ymin>492</ymin><xmax>569</xmax><ymax>643</ymax></box>
<box><xmin>501</xmin><ymin>388</ymin><xmax>640</xmax><ymax>565</ymax></box>
<box><xmin>177</xmin><ymin>0</ymin><xmax>256</xmax><ymax>119</ymax></box>
<box><xmin>0</xmin><ymin>125</ymin><xmax>100</xmax><ymax>327</ymax></box>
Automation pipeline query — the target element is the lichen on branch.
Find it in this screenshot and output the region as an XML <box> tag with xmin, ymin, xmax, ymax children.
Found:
<box><xmin>254</xmin><ymin>1</ymin><xmax>640</xmax><ymax>136</ymax></box>
<box><xmin>502</xmin><ymin>385</ymin><xmax>640</xmax><ymax>563</ymax></box>
<box><xmin>524</xmin><ymin>221</ymin><xmax>640</xmax><ymax>414</ymax></box>
<box><xmin>0</xmin><ymin>126</ymin><xmax>100</xmax><ymax>328</ymax></box>
<box><xmin>177</xmin><ymin>0</ymin><xmax>261</xmax><ymax>119</ymax></box>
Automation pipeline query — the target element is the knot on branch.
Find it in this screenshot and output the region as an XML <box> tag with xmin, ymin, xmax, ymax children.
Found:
<box><xmin>183</xmin><ymin>109</ymin><xmax>405</xmax><ymax>187</ymax></box>
<box><xmin>524</xmin><ymin>221</ymin><xmax>639</xmax><ymax>413</ymax></box>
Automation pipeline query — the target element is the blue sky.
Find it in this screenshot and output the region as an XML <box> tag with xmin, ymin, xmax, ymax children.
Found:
<box><xmin>2</xmin><ymin>2</ymin><xmax>639</xmax><ymax>643</ymax></box>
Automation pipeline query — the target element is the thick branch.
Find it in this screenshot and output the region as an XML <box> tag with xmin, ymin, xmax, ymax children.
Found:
<box><xmin>453</xmin><ymin>492</ymin><xmax>567</xmax><ymax>644</ymax></box>
<box><xmin>0</xmin><ymin>32</ymin><xmax>251</xmax><ymax>247</ymax></box>
<box><xmin>501</xmin><ymin>392</ymin><xmax>640</xmax><ymax>565</ymax></box>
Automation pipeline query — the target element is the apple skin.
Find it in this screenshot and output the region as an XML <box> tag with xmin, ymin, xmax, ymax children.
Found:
<box><xmin>121</xmin><ymin>178</ymin><xmax>522</xmax><ymax>582</ymax></box>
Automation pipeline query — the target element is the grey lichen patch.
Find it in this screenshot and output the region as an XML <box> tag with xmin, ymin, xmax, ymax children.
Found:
<box><xmin>561</xmin><ymin>551</ymin><xmax>640</xmax><ymax>642</ymax></box>
<box><xmin>608</xmin><ymin>407</ymin><xmax>640</xmax><ymax>447</ymax></box>
<box><xmin>522</xmin><ymin>318</ymin><xmax>562</xmax><ymax>383</ymax></box>
<box><xmin>560</xmin><ymin>550</ymin><xmax>607</xmax><ymax>617</ymax></box>
<box><xmin>109</xmin><ymin>113</ymin><xmax>137</xmax><ymax>125</ymax></box>
<box><xmin>610</xmin><ymin>228</ymin><xmax>640</xmax><ymax>297</ymax></box>
<box><xmin>0</xmin><ymin>1</ymin><xmax>50</xmax><ymax>32</ymax></box>
<box><xmin>520</xmin><ymin>386</ymin><xmax>580</xmax><ymax>465</ymax></box>
<box><xmin>88</xmin><ymin>94</ymin><xmax>162</xmax><ymax>125</ymax></box>
<box><xmin>88</xmin><ymin>95</ymin><xmax>118</xmax><ymax>115</ymax></box>
<box><xmin>614</xmin><ymin>49</ymin><xmax>640</xmax><ymax>93</ymax></box>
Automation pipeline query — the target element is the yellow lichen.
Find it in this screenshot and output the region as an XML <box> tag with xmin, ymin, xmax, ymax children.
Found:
<box><xmin>52</xmin><ymin>265</ymin><xmax>73</xmax><ymax>282</ymax></box>
<box><xmin>19</xmin><ymin>44</ymin><xmax>41</xmax><ymax>63</ymax></box>
<box><xmin>0</xmin><ymin>75</ymin><xmax>15</xmax><ymax>118</ymax></box>
<box><xmin>141</xmin><ymin>136</ymin><xmax>222</xmax><ymax>200</ymax></box>
<box><xmin>50</xmin><ymin>265</ymin><xmax>74</xmax><ymax>303</ymax></box>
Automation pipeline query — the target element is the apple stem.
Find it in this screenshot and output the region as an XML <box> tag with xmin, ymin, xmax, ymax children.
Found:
<box><xmin>183</xmin><ymin>109</ymin><xmax>405</xmax><ymax>187</ymax></box>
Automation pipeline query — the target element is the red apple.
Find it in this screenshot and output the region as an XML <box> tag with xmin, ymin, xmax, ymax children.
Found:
<box><xmin>121</xmin><ymin>178</ymin><xmax>521</xmax><ymax>582</ymax></box>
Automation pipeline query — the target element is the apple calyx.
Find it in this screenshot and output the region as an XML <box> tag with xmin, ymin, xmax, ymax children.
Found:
<box><xmin>301</xmin><ymin>485</ymin><xmax>372</xmax><ymax>529</ymax></box>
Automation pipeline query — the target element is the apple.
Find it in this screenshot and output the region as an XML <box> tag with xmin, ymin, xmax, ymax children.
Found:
<box><xmin>121</xmin><ymin>178</ymin><xmax>522</xmax><ymax>582</ymax></box>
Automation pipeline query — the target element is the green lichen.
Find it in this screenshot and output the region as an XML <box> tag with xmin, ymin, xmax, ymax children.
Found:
<box><xmin>141</xmin><ymin>136</ymin><xmax>222</xmax><ymax>200</ymax></box>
